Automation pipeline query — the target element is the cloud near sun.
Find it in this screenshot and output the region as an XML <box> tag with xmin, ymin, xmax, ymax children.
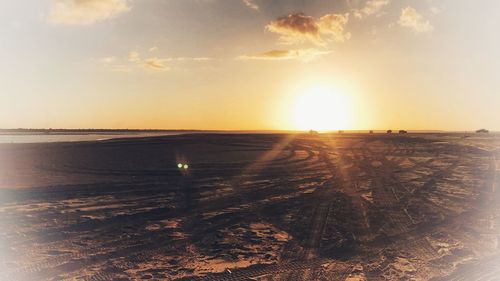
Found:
<box><xmin>265</xmin><ymin>13</ymin><xmax>351</xmax><ymax>46</ymax></box>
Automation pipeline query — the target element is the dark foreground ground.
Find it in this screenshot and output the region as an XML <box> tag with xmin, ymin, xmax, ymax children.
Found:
<box><xmin>0</xmin><ymin>133</ymin><xmax>499</xmax><ymax>280</ymax></box>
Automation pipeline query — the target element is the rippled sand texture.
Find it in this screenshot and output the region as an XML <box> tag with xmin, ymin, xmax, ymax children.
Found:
<box><xmin>0</xmin><ymin>133</ymin><xmax>499</xmax><ymax>280</ymax></box>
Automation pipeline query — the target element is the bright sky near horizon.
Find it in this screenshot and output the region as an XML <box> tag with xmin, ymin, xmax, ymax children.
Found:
<box><xmin>0</xmin><ymin>0</ymin><xmax>499</xmax><ymax>131</ymax></box>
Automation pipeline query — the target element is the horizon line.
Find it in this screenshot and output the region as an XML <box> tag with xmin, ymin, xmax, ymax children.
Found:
<box><xmin>0</xmin><ymin>128</ymin><xmax>495</xmax><ymax>133</ymax></box>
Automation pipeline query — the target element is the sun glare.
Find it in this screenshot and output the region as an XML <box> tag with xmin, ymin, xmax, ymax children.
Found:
<box><xmin>293</xmin><ymin>85</ymin><xmax>351</xmax><ymax>131</ymax></box>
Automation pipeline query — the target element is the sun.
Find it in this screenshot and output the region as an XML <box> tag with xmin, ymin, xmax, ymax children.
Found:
<box><xmin>293</xmin><ymin>85</ymin><xmax>351</xmax><ymax>131</ymax></box>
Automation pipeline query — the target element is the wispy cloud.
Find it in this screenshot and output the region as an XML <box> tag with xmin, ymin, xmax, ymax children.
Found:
<box><xmin>353</xmin><ymin>0</ymin><xmax>390</xmax><ymax>19</ymax></box>
<box><xmin>242</xmin><ymin>0</ymin><xmax>259</xmax><ymax>11</ymax></box>
<box><xmin>99</xmin><ymin>56</ymin><xmax>116</xmax><ymax>64</ymax></box>
<box><xmin>169</xmin><ymin>57</ymin><xmax>212</xmax><ymax>62</ymax></box>
<box><xmin>398</xmin><ymin>6</ymin><xmax>434</xmax><ymax>33</ymax></box>
<box><xmin>318</xmin><ymin>14</ymin><xmax>351</xmax><ymax>42</ymax></box>
<box><xmin>239</xmin><ymin>48</ymin><xmax>332</xmax><ymax>62</ymax></box>
<box><xmin>266</xmin><ymin>13</ymin><xmax>350</xmax><ymax>45</ymax></box>
<box><xmin>430</xmin><ymin>6</ymin><xmax>441</xmax><ymax>15</ymax></box>
<box><xmin>128</xmin><ymin>51</ymin><xmax>141</xmax><ymax>63</ymax></box>
<box><xmin>99</xmin><ymin>49</ymin><xmax>212</xmax><ymax>72</ymax></box>
<box><xmin>144</xmin><ymin>58</ymin><xmax>169</xmax><ymax>71</ymax></box>
<box><xmin>48</xmin><ymin>0</ymin><xmax>130</xmax><ymax>25</ymax></box>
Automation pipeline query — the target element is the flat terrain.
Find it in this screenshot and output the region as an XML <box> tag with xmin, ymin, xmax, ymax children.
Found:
<box><xmin>0</xmin><ymin>133</ymin><xmax>499</xmax><ymax>280</ymax></box>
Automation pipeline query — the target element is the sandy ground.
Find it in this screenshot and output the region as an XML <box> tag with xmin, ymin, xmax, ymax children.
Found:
<box><xmin>0</xmin><ymin>133</ymin><xmax>499</xmax><ymax>280</ymax></box>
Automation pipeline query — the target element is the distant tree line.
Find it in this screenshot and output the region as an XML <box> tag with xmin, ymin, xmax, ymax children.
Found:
<box><xmin>0</xmin><ymin>128</ymin><xmax>203</xmax><ymax>133</ymax></box>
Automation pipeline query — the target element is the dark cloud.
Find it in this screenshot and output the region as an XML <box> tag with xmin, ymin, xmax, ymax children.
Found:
<box><xmin>266</xmin><ymin>12</ymin><xmax>350</xmax><ymax>45</ymax></box>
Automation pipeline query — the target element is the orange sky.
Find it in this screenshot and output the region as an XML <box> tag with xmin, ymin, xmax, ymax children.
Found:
<box><xmin>0</xmin><ymin>0</ymin><xmax>499</xmax><ymax>131</ymax></box>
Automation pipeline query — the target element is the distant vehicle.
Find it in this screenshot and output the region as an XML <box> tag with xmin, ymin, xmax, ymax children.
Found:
<box><xmin>476</xmin><ymin>129</ymin><xmax>489</xmax><ymax>133</ymax></box>
<box><xmin>309</xmin><ymin>130</ymin><xmax>318</xmax><ymax>135</ymax></box>
<box><xmin>369</xmin><ymin>130</ymin><xmax>374</xmax><ymax>134</ymax></box>
<box><xmin>399</xmin><ymin>130</ymin><xmax>408</xmax><ymax>134</ymax></box>
<box><xmin>387</xmin><ymin>130</ymin><xmax>392</xmax><ymax>134</ymax></box>
<box><xmin>338</xmin><ymin>130</ymin><xmax>344</xmax><ymax>134</ymax></box>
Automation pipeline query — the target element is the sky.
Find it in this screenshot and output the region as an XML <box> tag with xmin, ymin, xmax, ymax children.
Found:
<box><xmin>0</xmin><ymin>0</ymin><xmax>499</xmax><ymax>131</ymax></box>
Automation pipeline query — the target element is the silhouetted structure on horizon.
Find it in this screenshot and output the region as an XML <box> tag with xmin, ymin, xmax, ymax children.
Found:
<box><xmin>399</xmin><ymin>130</ymin><xmax>408</xmax><ymax>134</ymax></box>
<box><xmin>387</xmin><ymin>130</ymin><xmax>392</xmax><ymax>134</ymax></box>
<box><xmin>476</xmin><ymin>129</ymin><xmax>489</xmax><ymax>133</ymax></box>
